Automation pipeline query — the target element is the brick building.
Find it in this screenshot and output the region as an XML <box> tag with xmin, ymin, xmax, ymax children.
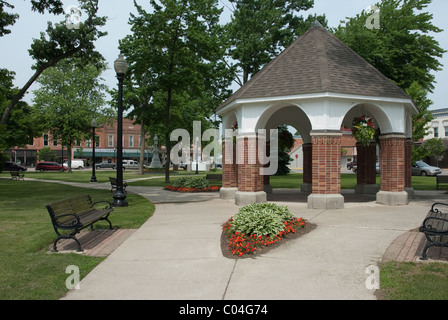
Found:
<box><xmin>6</xmin><ymin>118</ymin><xmax>154</xmax><ymax>167</ymax></box>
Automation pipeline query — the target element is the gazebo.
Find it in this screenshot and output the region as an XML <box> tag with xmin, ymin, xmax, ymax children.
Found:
<box><xmin>217</xmin><ymin>22</ymin><xmax>417</xmax><ymax>209</ymax></box>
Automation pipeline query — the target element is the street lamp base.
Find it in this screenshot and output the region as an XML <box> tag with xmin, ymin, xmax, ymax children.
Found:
<box><xmin>112</xmin><ymin>190</ymin><xmax>128</xmax><ymax>207</ymax></box>
<box><xmin>90</xmin><ymin>177</ymin><xmax>97</xmax><ymax>182</ymax></box>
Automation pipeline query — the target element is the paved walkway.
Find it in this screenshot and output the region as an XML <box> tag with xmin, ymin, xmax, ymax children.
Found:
<box><xmin>53</xmin><ymin>181</ymin><xmax>448</xmax><ymax>300</ymax></box>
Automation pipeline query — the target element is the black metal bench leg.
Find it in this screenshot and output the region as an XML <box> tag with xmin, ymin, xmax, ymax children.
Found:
<box><xmin>421</xmin><ymin>244</ymin><xmax>432</xmax><ymax>260</ymax></box>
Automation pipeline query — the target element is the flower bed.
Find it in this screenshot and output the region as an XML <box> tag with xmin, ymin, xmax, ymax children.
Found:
<box><xmin>164</xmin><ymin>185</ymin><xmax>220</xmax><ymax>192</ymax></box>
<box><xmin>221</xmin><ymin>203</ymin><xmax>314</xmax><ymax>257</ymax></box>
<box><xmin>164</xmin><ymin>176</ymin><xmax>220</xmax><ymax>192</ymax></box>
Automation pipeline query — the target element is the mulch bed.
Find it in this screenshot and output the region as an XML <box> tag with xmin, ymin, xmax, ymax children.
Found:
<box><xmin>220</xmin><ymin>222</ymin><xmax>317</xmax><ymax>259</ymax></box>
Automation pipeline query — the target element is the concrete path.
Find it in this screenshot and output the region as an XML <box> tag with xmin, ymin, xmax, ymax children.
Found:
<box><xmin>61</xmin><ymin>188</ymin><xmax>448</xmax><ymax>300</ymax></box>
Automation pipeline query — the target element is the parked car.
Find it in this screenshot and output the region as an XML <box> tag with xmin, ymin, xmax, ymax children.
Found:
<box><xmin>4</xmin><ymin>161</ymin><xmax>27</xmax><ymax>172</ymax></box>
<box><xmin>376</xmin><ymin>163</ymin><xmax>380</xmax><ymax>174</ymax></box>
<box><xmin>123</xmin><ymin>160</ymin><xmax>139</xmax><ymax>170</ymax></box>
<box><xmin>96</xmin><ymin>161</ymin><xmax>116</xmax><ymax>169</ymax></box>
<box><xmin>347</xmin><ymin>161</ymin><xmax>357</xmax><ymax>171</ymax></box>
<box><xmin>35</xmin><ymin>162</ymin><xmax>66</xmax><ymax>172</ymax></box>
<box><xmin>63</xmin><ymin>159</ymin><xmax>85</xmax><ymax>170</ymax></box>
<box><xmin>411</xmin><ymin>161</ymin><xmax>442</xmax><ymax>176</ymax></box>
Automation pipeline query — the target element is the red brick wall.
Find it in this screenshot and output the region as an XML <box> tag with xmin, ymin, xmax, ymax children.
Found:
<box><xmin>237</xmin><ymin>136</ymin><xmax>264</xmax><ymax>192</ymax></box>
<box><xmin>222</xmin><ymin>140</ymin><xmax>238</xmax><ymax>188</ymax></box>
<box><xmin>311</xmin><ymin>134</ymin><xmax>341</xmax><ymax>194</ymax></box>
<box><xmin>380</xmin><ymin>136</ymin><xmax>405</xmax><ymax>193</ymax></box>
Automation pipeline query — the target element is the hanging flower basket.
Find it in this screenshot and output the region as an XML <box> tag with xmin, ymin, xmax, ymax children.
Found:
<box><xmin>352</xmin><ymin>115</ymin><xmax>375</xmax><ymax>146</ymax></box>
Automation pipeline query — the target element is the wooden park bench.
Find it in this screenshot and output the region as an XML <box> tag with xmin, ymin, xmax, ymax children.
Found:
<box><xmin>10</xmin><ymin>171</ymin><xmax>24</xmax><ymax>180</ymax></box>
<box><xmin>419</xmin><ymin>202</ymin><xmax>448</xmax><ymax>260</ymax></box>
<box><xmin>45</xmin><ymin>194</ymin><xmax>114</xmax><ymax>252</ymax></box>
<box><xmin>109</xmin><ymin>177</ymin><xmax>128</xmax><ymax>194</ymax></box>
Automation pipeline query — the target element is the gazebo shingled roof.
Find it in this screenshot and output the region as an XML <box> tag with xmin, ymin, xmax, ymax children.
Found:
<box><xmin>218</xmin><ymin>22</ymin><xmax>410</xmax><ymax>111</ymax></box>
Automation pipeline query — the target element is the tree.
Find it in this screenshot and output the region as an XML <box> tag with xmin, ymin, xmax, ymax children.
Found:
<box><xmin>333</xmin><ymin>0</ymin><xmax>445</xmax><ymax>144</ymax></box>
<box><xmin>32</xmin><ymin>58</ymin><xmax>108</xmax><ymax>172</ymax></box>
<box><xmin>123</xmin><ymin>0</ymin><xmax>231</xmax><ymax>183</ymax></box>
<box><xmin>0</xmin><ymin>69</ymin><xmax>40</xmax><ymax>151</ymax></box>
<box><xmin>0</xmin><ymin>0</ymin><xmax>64</xmax><ymax>37</ymax></box>
<box><xmin>0</xmin><ymin>0</ymin><xmax>107</xmax><ymax>125</ymax></box>
<box><xmin>225</xmin><ymin>0</ymin><xmax>326</xmax><ymax>85</ymax></box>
<box><xmin>275</xmin><ymin>125</ymin><xmax>295</xmax><ymax>175</ymax></box>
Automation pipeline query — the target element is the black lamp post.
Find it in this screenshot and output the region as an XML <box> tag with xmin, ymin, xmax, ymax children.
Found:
<box><xmin>112</xmin><ymin>53</ymin><xmax>128</xmax><ymax>207</ymax></box>
<box><xmin>90</xmin><ymin>118</ymin><xmax>97</xmax><ymax>182</ymax></box>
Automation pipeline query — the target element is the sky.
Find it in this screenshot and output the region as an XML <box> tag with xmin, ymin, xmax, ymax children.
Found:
<box><xmin>1</xmin><ymin>0</ymin><xmax>447</xmax><ymax>110</ymax></box>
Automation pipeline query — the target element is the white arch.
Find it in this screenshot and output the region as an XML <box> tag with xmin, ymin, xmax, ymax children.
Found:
<box><xmin>341</xmin><ymin>102</ymin><xmax>394</xmax><ymax>134</ymax></box>
<box><xmin>255</xmin><ymin>103</ymin><xmax>313</xmax><ymax>143</ymax></box>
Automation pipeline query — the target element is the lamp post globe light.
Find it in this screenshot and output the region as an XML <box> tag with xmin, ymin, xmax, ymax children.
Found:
<box><xmin>90</xmin><ymin>118</ymin><xmax>97</xmax><ymax>183</ymax></box>
<box><xmin>112</xmin><ymin>53</ymin><xmax>128</xmax><ymax>207</ymax></box>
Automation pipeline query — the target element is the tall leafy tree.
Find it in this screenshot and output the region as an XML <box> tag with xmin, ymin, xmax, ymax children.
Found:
<box><xmin>122</xmin><ymin>0</ymin><xmax>231</xmax><ymax>182</ymax></box>
<box><xmin>225</xmin><ymin>0</ymin><xmax>326</xmax><ymax>85</ymax></box>
<box><xmin>0</xmin><ymin>0</ymin><xmax>107</xmax><ymax>125</ymax></box>
<box><xmin>333</xmin><ymin>0</ymin><xmax>445</xmax><ymax>144</ymax></box>
<box><xmin>32</xmin><ymin>58</ymin><xmax>108</xmax><ymax>172</ymax></box>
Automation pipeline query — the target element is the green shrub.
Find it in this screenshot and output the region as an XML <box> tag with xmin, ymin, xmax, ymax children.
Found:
<box><xmin>230</xmin><ymin>203</ymin><xmax>295</xmax><ymax>237</ymax></box>
<box><xmin>172</xmin><ymin>176</ymin><xmax>210</xmax><ymax>189</ymax></box>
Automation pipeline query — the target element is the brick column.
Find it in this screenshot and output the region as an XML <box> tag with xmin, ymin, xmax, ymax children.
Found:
<box><xmin>377</xmin><ymin>134</ymin><xmax>408</xmax><ymax>205</ymax></box>
<box><xmin>220</xmin><ymin>140</ymin><xmax>238</xmax><ymax>200</ymax></box>
<box><xmin>404</xmin><ymin>138</ymin><xmax>414</xmax><ymax>199</ymax></box>
<box><xmin>301</xmin><ymin>143</ymin><xmax>312</xmax><ymax>192</ymax></box>
<box><xmin>355</xmin><ymin>141</ymin><xmax>378</xmax><ymax>194</ymax></box>
<box><xmin>307</xmin><ymin>131</ymin><xmax>344</xmax><ymax>209</ymax></box>
<box><xmin>235</xmin><ymin>134</ymin><xmax>266</xmax><ymax>206</ymax></box>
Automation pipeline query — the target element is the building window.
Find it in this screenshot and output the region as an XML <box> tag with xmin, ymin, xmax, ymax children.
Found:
<box><xmin>86</xmin><ymin>139</ymin><xmax>91</xmax><ymax>148</ymax></box>
<box><xmin>75</xmin><ymin>140</ymin><xmax>81</xmax><ymax>147</ymax></box>
<box><xmin>129</xmin><ymin>135</ymin><xmax>134</xmax><ymax>148</ymax></box>
<box><xmin>139</xmin><ymin>136</ymin><xmax>142</xmax><ymax>147</ymax></box>
<box><xmin>434</xmin><ymin>127</ymin><xmax>439</xmax><ymax>138</ymax></box>
<box><xmin>95</xmin><ymin>136</ymin><xmax>100</xmax><ymax>148</ymax></box>
<box><xmin>108</xmin><ymin>135</ymin><xmax>114</xmax><ymax>147</ymax></box>
<box><xmin>43</xmin><ymin>134</ymin><xmax>49</xmax><ymax>146</ymax></box>
<box><xmin>52</xmin><ymin>136</ymin><xmax>58</xmax><ymax>147</ymax></box>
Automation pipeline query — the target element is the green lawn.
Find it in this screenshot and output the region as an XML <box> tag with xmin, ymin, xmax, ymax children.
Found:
<box><xmin>379</xmin><ymin>261</ymin><xmax>448</xmax><ymax>300</ymax></box>
<box><xmin>0</xmin><ymin>179</ymin><xmax>154</xmax><ymax>300</ymax></box>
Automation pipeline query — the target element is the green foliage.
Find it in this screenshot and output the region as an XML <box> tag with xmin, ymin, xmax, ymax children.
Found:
<box><xmin>230</xmin><ymin>203</ymin><xmax>295</xmax><ymax>237</ymax></box>
<box><xmin>1</xmin><ymin>0</ymin><xmax>107</xmax><ymax>125</ymax></box>
<box><xmin>226</xmin><ymin>0</ymin><xmax>326</xmax><ymax>84</ymax></box>
<box><xmin>32</xmin><ymin>58</ymin><xmax>108</xmax><ymax>171</ymax></box>
<box><xmin>37</xmin><ymin>147</ymin><xmax>57</xmax><ymax>161</ymax></box>
<box><xmin>276</xmin><ymin>125</ymin><xmax>294</xmax><ymax>175</ymax></box>
<box><xmin>122</xmin><ymin>0</ymin><xmax>232</xmax><ymax>183</ymax></box>
<box><xmin>413</xmin><ymin>138</ymin><xmax>446</xmax><ymax>162</ymax></box>
<box><xmin>172</xmin><ymin>176</ymin><xmax>210</xmax><ymax>189</ymax></box>
<box><xmin>333</xmin><ymin>0</ymin><xmax>445</xmax><ymax>145</ymax></box>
